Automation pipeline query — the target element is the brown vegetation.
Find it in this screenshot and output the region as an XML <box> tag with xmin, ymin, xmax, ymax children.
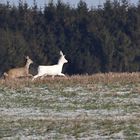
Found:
<box><xmin>0</xmin><ymin>72</ymin><xmax>140</xmax><ymax>89</ymax></box>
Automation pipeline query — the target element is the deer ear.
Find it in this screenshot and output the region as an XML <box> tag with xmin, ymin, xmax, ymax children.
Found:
<box><xmin>26</xmin><ymin>56</ymin><xmax>29</xmax><ymax>59</ymax></box>
<box><xmin>60</xmin><ymin>51</ymin><xmax>64</xmax><ymax>56</ymax></box>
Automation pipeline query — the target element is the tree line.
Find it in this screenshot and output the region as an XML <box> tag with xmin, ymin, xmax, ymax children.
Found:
<box><xmin>0</xmin><ymin>0</ymin><xmax>140</xmax><ymax>75</ymax></box>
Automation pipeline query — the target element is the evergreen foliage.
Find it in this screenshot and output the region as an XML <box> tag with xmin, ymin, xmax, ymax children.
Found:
<box><xmin>0</xmin><ymin>0</ymin><xmax>140</xmax><ymax>75</ymax></box>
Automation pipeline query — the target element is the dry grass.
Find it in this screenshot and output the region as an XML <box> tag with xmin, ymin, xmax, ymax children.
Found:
<box><xmin>0</xmin><ymin>72</ymin><xmax>140</xmax><ymax>89</ymax></box>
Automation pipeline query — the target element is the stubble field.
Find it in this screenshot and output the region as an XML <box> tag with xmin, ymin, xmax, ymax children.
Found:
<box><xmin>0</xmin><ymin>73</ymin><xmax>140</xmax><ymax>139</ymax></box>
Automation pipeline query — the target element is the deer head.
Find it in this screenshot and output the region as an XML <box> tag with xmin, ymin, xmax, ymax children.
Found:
<box><xmin>59</xmin><ymin>51</ymin><xmax>68</xmax><ymax>64</ymax></box>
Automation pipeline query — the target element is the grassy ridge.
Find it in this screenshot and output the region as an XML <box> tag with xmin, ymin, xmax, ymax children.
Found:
<box><xmin>1</xmin><ymin>72</ymin><xmax>140</xmax><ymax>89</ymax></box>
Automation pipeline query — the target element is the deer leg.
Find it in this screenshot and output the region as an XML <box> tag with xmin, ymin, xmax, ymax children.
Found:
<box><xmin>40</xmin><ymin>75</ymin><xmax>45</xmax><ymax>80</ymax></box>
<box><xmin>32</xmin><ymin>74</ymin><xmax>42</xmax><ymax>81</ymax></box>
<box><xmin>28</xmin><ymin>74</ymin><xmax>33</xmax><ymax>77</ymax></box>
<box><xmin>58</xmin><ymin>73</ymin><xmax>65</xmax><ymax>77</ymax></box>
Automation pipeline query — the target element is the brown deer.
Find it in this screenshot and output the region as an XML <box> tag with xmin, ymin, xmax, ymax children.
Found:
<box><xmin>4</xmin><ymin>56</ymin><xmax>33</xmax><ymax>79</ymax></box>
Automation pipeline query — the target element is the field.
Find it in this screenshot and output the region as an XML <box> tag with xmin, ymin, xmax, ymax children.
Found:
<box><xmin>0</xmin><ymin>73</ymin><xmax>140</xmax><ymax>139</ymax></box>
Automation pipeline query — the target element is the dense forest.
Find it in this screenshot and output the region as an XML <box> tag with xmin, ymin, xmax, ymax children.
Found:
<box><xmin>0</xmin><ymin>0</ymin><xmax>140</xmax><ymax>75</ymax></box>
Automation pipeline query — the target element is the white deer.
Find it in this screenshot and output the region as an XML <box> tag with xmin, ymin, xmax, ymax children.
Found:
<box><xmin>4</xmin><ymin>56</ymin><xmax>33</xmax><ymax>79</ymax></box>
<box><xmin>32</xmin><ymin>51</ymin><xmax>68</xmax><ymax>80</ymax></box>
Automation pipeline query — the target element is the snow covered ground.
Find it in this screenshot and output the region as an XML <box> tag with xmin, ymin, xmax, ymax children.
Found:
<box><xmin>0</xmin><ymin>81</ymin><xmax>140</xmax><ymax>139</ymax></box>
